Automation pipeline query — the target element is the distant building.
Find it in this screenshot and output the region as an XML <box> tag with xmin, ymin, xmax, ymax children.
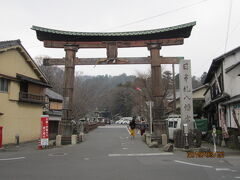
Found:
<box><xmin>44</xmin><ymin>88</ymin><xmax>63</xmax><ymax>140</ymax></box>
<box><xmin>0</xmin><ymin>40</ymin><xmax>50</xmax><ymax>144</ymax></box>
<box><xmin>203</xmin><ymin>46</ymin><xmax>240</xmax><ymax>134</ymax></box>
<box><xmin>167</xmin><ymin>85</ymin><xmax>207</xmax><ymax>118</ymax></box>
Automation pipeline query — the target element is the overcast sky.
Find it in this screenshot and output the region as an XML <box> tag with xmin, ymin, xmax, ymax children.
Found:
<box><xmin>1</xmin><ymin>0</ymin><xmax>240</xmax><ymax>77</ymax></box>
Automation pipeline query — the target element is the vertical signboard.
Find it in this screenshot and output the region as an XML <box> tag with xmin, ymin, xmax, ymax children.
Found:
<box><xmin>231</xmin><ymin>104</ymin><xmax>240</xmax><ymax>128</ymax></box>
<box><xmin>179</xmin><ymin>60</ymin><xmax>194</xmax><ymax>129</ymax></box>
<box><xmin>41</xmin><ymin>115</ymin><xmax>49</xmax><ymax>146</ymax></box>
<box><xmin>146</xmin><ymin>101</ymin><xmax>153</xmax><ymax>134</ymax></box>
<box><xmin>0</xmin><ymin>126</ymin><xmax>3</xmax><ymax>148</ymax></box>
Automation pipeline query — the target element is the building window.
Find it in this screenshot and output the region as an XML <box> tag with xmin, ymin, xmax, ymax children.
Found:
<box><xmin>20</xmin><ymin>81</ymin><xmax>28</xmax><ymax>92</ymax></box>
<box><xmin>0</xmin><ymin>78</ymin><xmax>8</xmax><ymax>93</ymax></box>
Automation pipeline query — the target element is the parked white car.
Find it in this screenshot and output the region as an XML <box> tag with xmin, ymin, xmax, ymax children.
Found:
<box><xmin>115</xmin><ymin>117</ymin><xmax>133</xmax><ymax>125</ymax></box>
<box><xmin>167</xmin><ymin>114</ymin><xmax>197</xmax><ymax>140</ymax></box>
<box><xmin>167</xmin><ymin>115</ymin><xmax>181</xmax><ymax>140</ymax></box>
<box><xmin>122</xmin><ymin>117</ymin><xmax>133</xmax><ymax>121</ymax></box>
<box><xmin>122</xmin><ymin>120</ymin><xmax>130</xmax><ymax>125</ymax></box>
<box><xmin>115</xmin><ymin>120</ymin><xmax>122</xmax><ymax>124</ymax></box>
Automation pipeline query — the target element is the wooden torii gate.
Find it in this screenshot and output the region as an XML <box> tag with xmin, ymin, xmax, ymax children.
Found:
<box><xmin>32</xmin><ymin>22</ymin><xmax>195</xmax><ymax>144</ymax></box>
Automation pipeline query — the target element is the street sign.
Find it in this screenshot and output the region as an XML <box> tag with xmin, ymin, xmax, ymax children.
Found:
<box><xmin>41</xmin><ymin>115</ymin><xmax>49</xmax><ymax>146</ymax></box>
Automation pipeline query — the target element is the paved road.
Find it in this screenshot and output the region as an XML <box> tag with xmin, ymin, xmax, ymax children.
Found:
<box><xmin>0</xmin><ymin>125</ymin><xmax>239</xmax><ymax>180</ymax></box>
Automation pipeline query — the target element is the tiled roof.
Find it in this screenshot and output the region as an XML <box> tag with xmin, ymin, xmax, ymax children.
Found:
<box><xmin>32</xmin><ymin>22</ymin><xmax>196</xmax><ymax>42</ymax></box>
<box><xmin>0</xmin><ymin>39</ymin><xmax>21</xmax><ymax>49</ymax></box>
<box><xmin>46</xmin><ymin>88</ymin><xmax>63</xmax><ymax>101</ymax></box>
<box><xmin>32</xmin><ymin>22</ymin><xmax>196</xmax><ymax>37</ymax></box>
<box><xmin>204</xmin><ymin>46</ymin><xmax>240</xmax><ymax>84</ymax></box>
<box><xmin>0</xmin><ymin>39</ymin><xmax>49</xmax><ymax>84</ymax></box>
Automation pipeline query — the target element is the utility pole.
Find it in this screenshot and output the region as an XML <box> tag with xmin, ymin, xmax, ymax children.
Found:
<box><xmin>172</xmin><ymin>64</ymin><xmax>176</xmax><ymax>114</ymax></box>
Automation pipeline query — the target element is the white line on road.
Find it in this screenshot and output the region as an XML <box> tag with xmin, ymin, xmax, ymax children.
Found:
<box><xmin>174</xmin><ymin>160</ymin><xmax>213</xmax><ymax>168</ymax></box>
<box><xmin>216</xmin><ymin>168</ymin><xmax>237</xmax><ymax>172</ymax></box>
<box><xmin>48</xmin><ymin>153</ymin><xmax>67</xmax><ymax>157</ymax></box>
<box><xmin>234</xmin><ymin>177</ymin><xmax>240</xmax><ymax>179</ymax></box>
<box><xmin>108</xmin><ymin>153</ymin><xmax>174</xmax><ymax>157</ymax></box>
<box><xmin>0</xmin><ymin>157</ymin><xmax>26</xmax><ymax>161</ymax></box>
<box><xmin>98</xmin><ymin>126</ymin><xmax>127</xmax><ymax>128</ymax></box>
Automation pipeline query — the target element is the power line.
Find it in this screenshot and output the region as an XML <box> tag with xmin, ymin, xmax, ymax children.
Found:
<box><xmin>102</xmin><ymin>0</ymin><xmax>209</xmax><ymax>31</ymax></box>
<box><xmin>224</xmin><ymin>0</ymin><xmax>233</xmax><ymax>53</ymax></box>
<box><xmin>230</xmin><ymin>19</ymin><xmax>240</xmax><ymax>34</ymax></box>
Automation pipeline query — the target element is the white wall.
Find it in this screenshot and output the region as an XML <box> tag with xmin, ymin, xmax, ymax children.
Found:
<box><xmin>204</xmin><ymin>89</ymin><xmax>211</xmax><ymax>105</ymax></box>
<box><xmin>223</xmin><ymin>51</ymin><xmax>240</xmax><ymax>97</ymax></box>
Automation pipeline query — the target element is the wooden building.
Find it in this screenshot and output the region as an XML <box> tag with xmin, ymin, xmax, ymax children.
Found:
<box><xmin>44</xmin><ymin>88</ymin><xmax>63</xmax><ymax>140</ymax></box>
<box><xmin>0</xmin><ymin>40</ymin><xmax>50</xmax><ymax>144</ymax></box>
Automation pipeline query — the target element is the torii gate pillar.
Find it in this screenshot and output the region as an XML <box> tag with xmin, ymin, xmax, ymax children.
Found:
<box><xmin>148</xmin><ymin>44</ymin><xmax>167</xmax><ymax>138</ymax></box>
<box><xmin>58</xmin><ymin>45</ymin><xmax>78</xmax><ymax>144</ymax></box>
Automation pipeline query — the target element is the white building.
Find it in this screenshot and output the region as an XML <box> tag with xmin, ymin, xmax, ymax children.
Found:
<box><xmin>204</xmin><ymin>46</ymin><xmax>240</xmax><ymax>133</ymax></box>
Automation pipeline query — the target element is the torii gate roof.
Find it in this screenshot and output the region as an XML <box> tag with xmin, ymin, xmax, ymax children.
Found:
<box><xmin>32</xmin><ymin>22</ymin><xmax>196</xmax><ymax>42</ymax></box>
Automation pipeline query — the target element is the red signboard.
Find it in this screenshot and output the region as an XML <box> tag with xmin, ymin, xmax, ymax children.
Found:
<box><xmin>40</xmin><ymin>115</ymin><xmax>49</xmax><ymax>146</ymax></box>
<box><xmin>0</xmin><ymin>126</ymin><xmax>2</xmax><ymax>148</ymax></box>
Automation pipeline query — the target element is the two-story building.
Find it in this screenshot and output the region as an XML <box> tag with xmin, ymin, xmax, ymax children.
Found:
<box><xmin>44</xmin><ymin>88</ymin><xmax>63</xmax><ymax>140</ymax></box>
<box><xmin>0</xmin><ymin>40</ymin><xmax>50</xmax><ymax>144</ymax></box>
<box><xmin>204</xmin><ymin>46</ymin><xmax>240</xmax><ymax>137</ymax></box>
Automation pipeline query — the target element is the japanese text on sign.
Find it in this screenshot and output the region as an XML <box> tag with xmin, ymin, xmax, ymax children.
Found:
<box><xmin>41</xmin><ymin>115</ymin><xmax>49</xmax><ymax>146</ymax></box>
<box><xmin>179</xmin><ymin>60</ymin><xmax>194</xmax><ymax>129</ymax></box>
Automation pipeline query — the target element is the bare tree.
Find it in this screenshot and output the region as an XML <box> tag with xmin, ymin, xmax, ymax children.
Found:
<box><xmin>35</xmin><ymin>56</ymin><xmax>64</xmax><ymax>94</ymax></box>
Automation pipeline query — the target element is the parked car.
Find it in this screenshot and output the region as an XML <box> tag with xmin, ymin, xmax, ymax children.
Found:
<box><xmin>167</xmin><ymin>115</ymin><xmax>181</xmax><ymax>140</ymax></box>
<box><xmin>122</xmin><ymin>117</ymin><xmax>133</xmax><ymax>121</ymax></box>
<box><xmin>122</xmin><ymin>120</ymin><xmax>130</xmax><ymax>125</ymax></box>
<box><xmin>115</xmin><ymin>120</ymin><xmax>124</xmax><ymax>124</ymax></box>
<box><xmin>167</xmin><ymin>114</ymin><xmax>197</xmax><ymax>140</ymax></box>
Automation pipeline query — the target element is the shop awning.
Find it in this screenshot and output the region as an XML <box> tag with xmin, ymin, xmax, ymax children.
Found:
<box><xmin>203</xmin><ymin>93</ymin><xmax>230</xmax><ymax>109</ymax></box>
<box><xmin>221</xmin><ymin>95</ymin><xmax>240</xmax><ymax>105</ymax></box>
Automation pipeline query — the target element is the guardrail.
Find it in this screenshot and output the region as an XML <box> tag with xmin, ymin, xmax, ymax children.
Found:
<box><xmin>84</xmin><ymin>123</ymin><xmax>99</xmax><ymax>133</ymax></box>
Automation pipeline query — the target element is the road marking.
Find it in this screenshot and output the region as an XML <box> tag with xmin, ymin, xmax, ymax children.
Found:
<box><xmin>108</xmin><ymin>153</ymin><xmax>173</xmax><ymax>157</ymax></box>
<box><xmin>48</xmin><ymin>153</ymin><xmax>67</xmax><ymax>157</ymax></box>
<box><xmin>0</xmin><ymin>157</ymin><xmax>25</xmax><ymax>161</ymax></box>
<box><xmin>84</xmin><ymin>157</ymin><xmax>90</xmax><ymax>161</ymax></box>
<box><xmin>216</xmin><ymin>168</ymin><xmax>237</xmax><ymax>172</ymax></box>
<box><xmin>122</xmin><ymin>148</ymin><xmax>128</xmax><ymax>150</ymax></box>
<box><xmin>98</xmin><ymin>126</ymin><xmax>127</xmax><ymax>128</ymax></box>
<box><xmin>174</xmin><ymin>160</ymin><xmax>213</xmax><ymax>168</ymax></box>
<box><xmin>234</xmin><ymin>177</ymin><xmax>240</xmax><ymax>179</ymax></box>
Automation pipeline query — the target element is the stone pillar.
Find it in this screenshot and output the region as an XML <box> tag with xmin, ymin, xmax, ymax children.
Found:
<box><xmin>56</xmin><ymin>135</ymin><xmax>62</xmax><ymax>147</ymax></box>
<box><xmin>148</xmin><ymin>44</ymin><xmax>167</xmax><ymax>138</ymax></box>
<box><xmin>58</xmin><ymin>45</ymin><xmax>78</xmax><ymax>144</ymax></box>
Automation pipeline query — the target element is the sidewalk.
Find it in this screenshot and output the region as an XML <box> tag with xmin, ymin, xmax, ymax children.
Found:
<box><xmin>0</xmin><ymin>140</ymin><xmax>41</xmax><ymax>153</ymax></box>
<box><xmin>201</xmin><ymin>141</ymin><xmax>240</xmax><ymax>156</ymax></box>
<box><xmin>200</xmin><ymin>141</ymin><xmax>240</xmax><ymax>167</ymax></box>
